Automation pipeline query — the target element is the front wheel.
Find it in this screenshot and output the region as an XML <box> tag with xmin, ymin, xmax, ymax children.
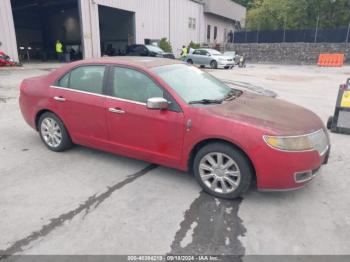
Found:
<box><xmin>38</xmin><ymin>112</ymin><xmax>73</xmax><ymax>152</ymax></box>
<box><xmin>210</xmin><ymin>60</ymin><xmax>218</xmax><ymax>69</ymax></box>
<box><xmin>193</xmin><ymin>143</ymin><xmax>253</xmax><ymax>199</ymax></box>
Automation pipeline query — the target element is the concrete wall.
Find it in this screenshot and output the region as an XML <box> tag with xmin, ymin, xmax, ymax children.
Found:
<box><xmin>0</xmin><ymin>0</ymin><xmax>18</xmax><ymax>61</ymax></box>
<box><xmin>226</xmin><ymin>43</ymin><xmax>350</xmax><ymax>64</ymax></box>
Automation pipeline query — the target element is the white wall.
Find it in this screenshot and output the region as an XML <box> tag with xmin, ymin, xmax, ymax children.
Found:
<box><xmin>81</xmin><ymin>0</ymin><xmax>205</xmax><ymax>58</ymax></box>
<box><xmin>0</xmin><ymin>0</ymin><xmax>18</xmax><ymax>61</ymax></box>
<box><xmin>205</xmin><ymin>13</ymin><xmax>235</xmax><ymax>45</ymax></box>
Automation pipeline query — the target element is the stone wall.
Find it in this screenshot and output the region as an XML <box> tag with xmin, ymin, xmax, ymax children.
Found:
<box><xmin>225</xmin><ymin>43</ymin><xmax>350</xmax><ymax>65</ymax></box>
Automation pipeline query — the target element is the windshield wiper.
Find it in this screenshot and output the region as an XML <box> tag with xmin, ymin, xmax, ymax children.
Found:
<box><xmin>189</xmin><ymin>99</ymin><xmax>223</xmax><ymax>105</ymax></box>
<box><xmin>222</xmin><ymin>89</ymin><xmax>242</xmax><ymax>101</ymax></box>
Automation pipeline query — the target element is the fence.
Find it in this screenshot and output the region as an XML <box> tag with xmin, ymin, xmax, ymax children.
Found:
<box><xmin>234</xmin><ymin>27</ymin><xmax>350</xmax><ymax>44</ymax></box>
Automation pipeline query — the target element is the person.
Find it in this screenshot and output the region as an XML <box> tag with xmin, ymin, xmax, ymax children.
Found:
<box><xmin>180</xmin><ymin>45</ymin><xmax>188</xmax><ymax>60</ymax></box>
<box><xmin>228</xmin><ymin>30</ymin><xmax>234</xmax><ymax>43</ymax></box>
<box><xmin>55</xmin><ymin>40</ymin><xmax>63</xmax><ymax>61</ymax></box>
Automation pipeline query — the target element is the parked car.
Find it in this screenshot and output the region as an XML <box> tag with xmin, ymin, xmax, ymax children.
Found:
<box><xmin>19</xmin><ymin>57</ymin><xmax>330</xmax><ymax>199</ymax></box>
<box><xmin>126</xmin><ymin>44</ymin><xmax>175</xmax><ymax>59</ymax></box>
<box><xmin>186</xmin><ymin>48</ymin><xmax>235</xmax><ymax>69</ymax></box>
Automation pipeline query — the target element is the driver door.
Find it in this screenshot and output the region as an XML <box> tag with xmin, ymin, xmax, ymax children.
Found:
<box><xmin>105</xmin><ymin>66</ymin><xmax>185</xmax><ymax>167</ymax></box>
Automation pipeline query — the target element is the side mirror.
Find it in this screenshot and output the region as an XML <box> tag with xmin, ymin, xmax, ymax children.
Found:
<box><xmin>147</xmin><ymin>97</ymin><xmax>169</xmax><ymax>110</ymax></box>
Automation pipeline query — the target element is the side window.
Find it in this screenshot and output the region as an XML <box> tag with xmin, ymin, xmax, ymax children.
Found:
<box><xmin>58</xmin><ymin>73</ymin><xmax>69</xmax><ymax>88</ymax></box>
<box><xmin>69</xmin><ymin>66</ymin><xmax>105</xmax><ymax>94</ymax></box>
<box><xmin>193</xmin><ymin>50</ymin><xmax>201</xmax><ymax>55</ymax></box>
<box><xmin>112</xmin><ymin>67</ymin><xmax>163</xmax><ymax>103</ymax></box>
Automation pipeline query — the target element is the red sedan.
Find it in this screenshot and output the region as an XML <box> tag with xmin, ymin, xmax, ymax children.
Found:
<box><xmin>19</xmin><ymin>57</ymin><xmax>330</xmax><ymax>199</ymax></box>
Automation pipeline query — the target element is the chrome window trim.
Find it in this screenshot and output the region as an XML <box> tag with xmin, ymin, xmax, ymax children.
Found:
<box><xmin>50</xmin><ymin>85</ymin><xmax>147</xmax><ymax>106</ymax></box>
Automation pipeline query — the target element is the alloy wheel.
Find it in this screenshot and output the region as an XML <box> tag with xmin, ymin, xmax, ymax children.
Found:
<box><xmin>199</xmin><ymin>152</ymin><xmax>241</xmax><ymax>194</ymax></box>
<box><xmin>40</xmin><ymin>117</ymin><xmax>62</xmax><ymax>148</ymax></box>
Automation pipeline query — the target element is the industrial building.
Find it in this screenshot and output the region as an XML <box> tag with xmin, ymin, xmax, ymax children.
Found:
<box><xmin>0</xmin><ymin>0</ymin><xmax>246</xmax><ymax>62</ymax></box>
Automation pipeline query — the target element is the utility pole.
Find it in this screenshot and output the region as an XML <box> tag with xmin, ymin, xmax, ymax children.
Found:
<box><xmin>283</xmin><ymin>14</ymin><xmax>287</xmax><ymax>42</ymax></box>
<box><xmin>314</xmin><ymin>14</ymin><xmax>320</xmax><ymax>43</ymax></box>
<box><xmin>346</xmin><ymin>19</ymin><xmax>350</xmax><ymax>44</ymax></box>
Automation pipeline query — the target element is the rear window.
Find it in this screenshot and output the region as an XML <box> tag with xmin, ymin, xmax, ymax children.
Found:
<box><xmin>57</xmin><ymin>66</ymin><xmax>106</xmax><ymax>95</ymax></box>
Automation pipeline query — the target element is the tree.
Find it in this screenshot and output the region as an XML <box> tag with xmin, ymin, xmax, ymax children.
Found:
<box><xmin>232</xmin><ymin>0</ymin><xmax>253</xmax><ymax>8</ymax></box>
<box><xmin>245</xmin><ymin>0</ymin><xmax>350</xmax><ymax>30</ymax></box>
<box><xmin>159</xmin><ymin>38</ymin><xmax>172</xmax><ymax>53</ymax></box>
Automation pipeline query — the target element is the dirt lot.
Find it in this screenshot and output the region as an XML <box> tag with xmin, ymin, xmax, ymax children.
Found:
<box><xmin>0</xmin><ymin>62</ymin><xmax>349</xmax><ymax>258</ymax></box>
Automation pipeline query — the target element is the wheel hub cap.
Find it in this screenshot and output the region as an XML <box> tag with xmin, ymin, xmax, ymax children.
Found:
<box><xmin>40</xmin><ymin>117</ymin><xmax>62</xmax><ymax>148</ymax></box>
<box><xmin>199</xmin><ymin>152</ymin><xmax>241</xmax><ymax>194</ymax></box>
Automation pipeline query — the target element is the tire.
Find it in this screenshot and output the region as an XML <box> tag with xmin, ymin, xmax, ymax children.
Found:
<box><xmin>187</xmin><ymin>59</ymin><xmax>193</xmax><ymax>65</ymax></box>
<box><xmin>38</xmin><ymin>112</ymin><xmax>73</xmax><ymax>152</ymax></box>
<box><xmin>210</xmin><ymin>60</ymin><xmax>218</xmax><ymax>69</ymax></box>
<box><xmin>327</xmin><ymin>116</ymin><xmax>333</xmax><ymax>130</ymax></box>
<box><xmin>193</xmin><ymin>142</ymin><xmax>253</xmax><ymax>199</ymax></box>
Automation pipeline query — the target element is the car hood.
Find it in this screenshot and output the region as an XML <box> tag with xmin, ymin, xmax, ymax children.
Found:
<box><xmin>214</xmin><ymin>55</ymin><xmax>232</xmax><ymax>60</ymax></box>
<box><xmin>205</xmin><ymin>92</ymin><xmax>324</xmax><ymax>135</ymax></box>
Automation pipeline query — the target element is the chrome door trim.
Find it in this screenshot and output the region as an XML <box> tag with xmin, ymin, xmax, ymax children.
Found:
<box><xmin>50</xmin><ymin>85</ymin><xmax>147</xmax><ymax>106</ymax></box>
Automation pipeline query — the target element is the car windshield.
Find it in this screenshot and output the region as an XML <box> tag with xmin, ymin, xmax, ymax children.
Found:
<box><xmin>208</xmin><ymin>50</ymin><xmax>222</xmax><ymax>56</ymax></box>
<box><xmin>152</xmin><ymin>64</ymin><xmax>235</xmax><ymax>104</ymax></box>
<box><xmin>146</xmin><ymin>45</ymin><xmax>164</xmax><ymax>53</ymax></box>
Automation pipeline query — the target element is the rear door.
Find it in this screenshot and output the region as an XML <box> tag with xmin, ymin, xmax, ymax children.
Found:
<box><xmin>105</xmin><ymin>66</ymin><xmax>185</xmax><ymax>167</ymax></box>
<box><xmin>191</xmin><ymin>50</ymin><xmax>202</xmax><ymax>64</ymax></box>
<box><xmin>51</xmin><ymin>65</ymin><xmax>109</xmax><ymax>148</ymax></box>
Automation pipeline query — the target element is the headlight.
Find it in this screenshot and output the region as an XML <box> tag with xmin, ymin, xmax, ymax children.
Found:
<box><xmin>264</xmin><ymin>129</ymin><xmax>329</xmax><ymax>155</ymax></box>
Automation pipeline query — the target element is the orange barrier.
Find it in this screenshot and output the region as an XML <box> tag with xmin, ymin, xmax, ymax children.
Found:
<box><xmin>318</xmin><ymin>53</ymin><xmax>344</xmax><ymax>67</ymax></box>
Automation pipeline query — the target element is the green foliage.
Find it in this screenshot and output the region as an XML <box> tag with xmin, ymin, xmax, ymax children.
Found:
<box><xmin>159</xmin><ymin>38</ymin><xmax>172</xmax><ymax>53</ymax></box>
<box><xmin>188</xmin><ymin>41</ymin><xmax>200</xmax><ymax>49</ymax></box>
<box><xmin>245</xmin><ymin>0</ymin><xmax>350</xmax><ymax>30</ymax></box>
<box><xmin>232</xmin><ymin>0</ymin><xmax>253</xmax><ymax>8</ymax></box>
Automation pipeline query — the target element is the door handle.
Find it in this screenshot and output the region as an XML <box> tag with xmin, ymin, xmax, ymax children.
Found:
<box><xmin>54</xmin><ymin>96</ymin><xmax>66</xmax><ymax>102</ymax></box>
<box><xmin>108</xmin><ymin>107</ymin><xmax>125</xmax><ymax>114</ymax></box>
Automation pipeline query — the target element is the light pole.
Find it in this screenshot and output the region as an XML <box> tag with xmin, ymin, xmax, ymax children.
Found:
<box><xmin>346</xmin><ymin>19</ymin><xmax>350</xmax><ymax>44</ymax></box>
<box><xmin>314</xmin><ymin>13</ymin><xmax>320</xmax><ymax>43</ymax></box>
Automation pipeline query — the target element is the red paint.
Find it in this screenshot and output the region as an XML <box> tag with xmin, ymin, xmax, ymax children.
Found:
<box><xmin>19</xmin><ymin>58</ymin><xmax>330</xmax><ymax>190</ymax></box>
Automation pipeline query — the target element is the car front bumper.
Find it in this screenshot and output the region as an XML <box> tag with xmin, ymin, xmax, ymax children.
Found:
<box><xmin>253</xmin><ymin>145</ymin><xmax>330</xmax><ymax>191</ymax></box>
<box><xmin>217</xmin><ymin>61</ymin><xmax>235</xmax><ymax>68</ymax></box>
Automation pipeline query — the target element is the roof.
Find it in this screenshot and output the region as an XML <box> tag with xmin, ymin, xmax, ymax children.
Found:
<box><xmin>78</xmin><ymin>56</ymin><xmax>183</xmax><ymax>69</ymax></box>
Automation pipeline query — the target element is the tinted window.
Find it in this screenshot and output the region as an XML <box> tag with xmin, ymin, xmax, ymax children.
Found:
<box><xmin>193</xmin><ymin>50</ymin><xmax>201</xmax><ymax>55</ymax></box>
<box><xmin>58</xmin><ymin>73</ymin><xmax>69</xmax><ymax>88</ymax></box>
<box><xmin>69</xmin><ymin>66</ymin><xmax>105</xmax><ymax>94</ymax></box>
<box><xmin>112</xmin><ymin>67</ymin><xmax>163</xmax><ymax>103</ymax></box>
<box><xmin>152</xmin><ymin>64</ymin><xmax>232</xmax><ymax>104</ymax></box>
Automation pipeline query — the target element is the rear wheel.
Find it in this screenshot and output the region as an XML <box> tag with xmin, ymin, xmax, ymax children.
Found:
<box><xmin>210</xmin><ymin>60</ymin><xmax>218</xmax><ymax>69</ymax></box>
<box><xmin>193</xmin><ymin>143</ymin><xmax>252</xmax><ymax>199</ymax></box>
<box><xmin>187</xmin><ymin>59</ymin><xmax>193</xmax><ymax>64</ymax></box>
<box><xmin>38</xmin><ymin>112</ymin><xmax>73</xmax><ymax>152</ymax></box>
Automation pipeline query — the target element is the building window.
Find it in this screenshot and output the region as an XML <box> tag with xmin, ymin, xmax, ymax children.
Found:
<box><xmin>188</xmin><ymin>18</ymin><xmax>196</xmax><ymax>30</ymax></box>
<box><xmin>207</xmin><ymin>25</ymin><xmax>211</xmax><ymax>40</ymax></box>
<box><xmin>214</xmin><ymin>26</ymin><xmax>218</xmax><ymax>40</ymax></box>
